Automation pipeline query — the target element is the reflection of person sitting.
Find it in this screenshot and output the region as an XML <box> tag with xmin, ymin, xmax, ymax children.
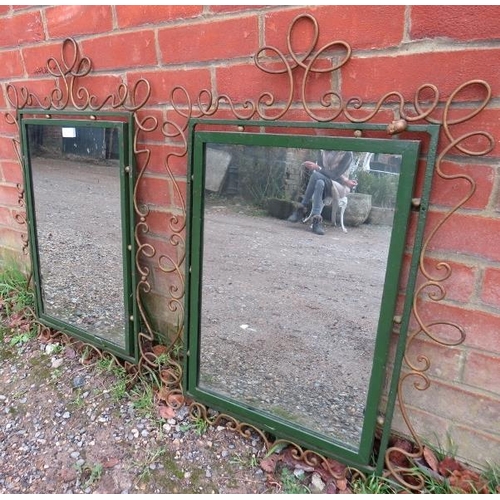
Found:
<box><xmin>288</xmin><ymin>150</ymin><xmax>357</xmax><ymax>235</ymax></box>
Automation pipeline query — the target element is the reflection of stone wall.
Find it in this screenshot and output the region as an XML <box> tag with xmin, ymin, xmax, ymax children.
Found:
<box><xmin>284</xmin><ymin>149</ymin><xmax>314</xmax><ymax>201</ymax></box>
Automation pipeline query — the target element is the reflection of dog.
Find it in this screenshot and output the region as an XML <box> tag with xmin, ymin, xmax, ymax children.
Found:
<box><xmin>303</xmin><ymin>180</ymin><xmax>350</xmax><ymax>233</ymax></box>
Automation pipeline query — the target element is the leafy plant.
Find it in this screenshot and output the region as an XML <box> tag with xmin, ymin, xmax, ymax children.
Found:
<box><xmin>9</xmin><ymin>331</ymin><xmax>34</xmax><ymax>346</ymax></box>
<box><xmin>354</xmin><ymin>170</ymin><xmax>399</xmax><ymax>208</ymax></box>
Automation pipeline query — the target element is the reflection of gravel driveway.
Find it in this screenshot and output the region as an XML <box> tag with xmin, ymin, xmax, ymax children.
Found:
<box><xmin>198</xmin><ymin>205</ymin><xmax>392</xmax><ymax>448</ymax></box>
<box><xmin>32</xmin><ymin>156</ymin><xmax>126</xmax><ymax>346</ymax></box>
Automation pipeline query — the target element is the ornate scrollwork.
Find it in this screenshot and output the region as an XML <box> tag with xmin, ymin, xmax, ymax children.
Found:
<box><xmin>3</xmin><ymin>14</ymin><xmax>494</xmax><ymax>491</ymax></box>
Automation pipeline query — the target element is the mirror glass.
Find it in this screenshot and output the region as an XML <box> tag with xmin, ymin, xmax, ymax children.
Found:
<box><xmin>23</xmin><ymin>120</ymin><xmax>135</xmax><ymax>356</ymax></box>
<box><xmin>199</xmin><ymin>146</ymin><xmax>401</xmax><ymax>448</ymax></box>
<box><xmin>187</xmin><ymin>130</ymin><xmax>421</xmax><ymax>460</ymax></box>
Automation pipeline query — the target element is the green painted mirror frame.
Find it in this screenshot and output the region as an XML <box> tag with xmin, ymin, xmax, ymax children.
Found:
<box><xmin>184</xmin><ymin>119</ymin><xmax>439</xmax><ymax>469</ymax></box>
<box><xmin>19</xmin><ymin>110</ymin><xmax>138</xmax><ymax>363</ymax></box>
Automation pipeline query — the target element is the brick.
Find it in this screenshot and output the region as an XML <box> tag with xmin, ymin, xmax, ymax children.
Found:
<box><xmin>81</xmin><ymin>31</ymin><xmax>157</xmax><ymax>71</ymax></box>
<box><xmin>264</xmin><ymin>6</ymin><xmax>405</xmax><ymax>52</ymax></box>
<box><xmin>463</xmin><ymin>351</ymin><xmax>500</xmax><ymax>396</ymax></box>
<box><xmin>416</xmin><ymin>300</ymin><xmax>500</xmax><ymax>354</ymax></box>
<box><xmin>116</xmin><ymin>5</ymin><xmax>202</xmax><ymax>28</ymax></box>
<box><xmin>0</xmin><ymin>160</ymin><xmax>23</xmax><ymax>184</ymax></box>
<box><xmin>0</xmin><ymin>206</ymin><xmax>12</xmax><ymax>226</ymax></box>
<box><xmin>142</xmin><ymin>208</ymin><xmax>185</xmax><ymax>238</ymax></box>
<box><xmin>210</xmin><ymin>6</ymin><xmax>268</xmax><ymax>14</ymax></box>
<box><xmin>68</xmin><ymin>74</ymin><xmax>124</xmax><ymax>109</ymax></box>
<box><xmin>215</xmin><ymin>61</ymin><xmax>335</xmax><ymax>109</ymax></box>
<box><xmin>0</xmin><ymin>49</ymin><xmax>24</xmax><ymax>79</ymax></box>
<box><xmin>4</xmin><ymin>79</ymin><xmax>57</xmax><ymax>108</ymax></box>
<box><xmin>128</xmin><ymin>68</ymin><xmax>211</xmax><ymax>106</ymax></box>
<box><xmin>135</xmin><ymin>143</ymin><xmax>187</xmax><ymax>177</ymax></box>
<box><xmin>45</xmin><ymin>5</ymin><xmax>112</xmax><ymax>38</ymax></box>
<box><xmin>170</xmin><ymin>178</ymin><xmax>187</xmax><ymax>210</ymax></box>
<box><xmin>21</xmin><ymin>41</ymin><xmax>66</xmax><ymax>77</ymax></box>
<box><xmin>0</xmin><ymin>10</ymin><xmax>44</xmax><ymax>47</ymax></box>
<box><xmin>391</xmin><ymin>336</ymin><xmax>465</xmax><ymax>382</ymax></box>
<box><xmin>424</xmin><ymin>211</ymin><xmax>500</xmax><ymax>262</ymax></box>
<box><xmin>0</xmin><ymin>112</ymin><xmax>18</xmax><ymax>136</ymax></box>
<box><xmin>0</xmin><ymin>136</ymin><xmax>18</xmax><ymax>162</ymax></box>
<box><xmin>407</xmin><ymin>256</ymin><xmax>476</xmax><ymax>304</ymax></box>
<box><xmin>136</xmin><ymin>175</ymin><xmax>172</xmax><ymax>208</ymax></box>
<box><xmin>451</xmin><ymin>424</ymin><xmax>500</xmax><ymax>466</ymax></box>
<box><xmin>429</xmin><ymin>161</ymin><xmax>494</xmax><ymax>210</ymax></box>
<box><xmin>158</xmin><ymin>16</ymin><xmax>259</xmax><ymax>64</ymax></box>
<box><xmin>150</xmin><ymin>267</ymin><xmax>186</xmax><ymax>305</ymax></box>
<box><xmin>398</xmin><ymin>377</ymin><xmax>499</xmax><ymax>435</ymax></box>
<box><xmin>436</xmin><ymin>108</ymin><xmax>500</xmax><ymax>159</ymax></box>
<box><xmin>138</xmin><ymin>233</ymin><xmax>186</xmax><ymax>279</ymax></box>
<box><xmin>481</xmin><ymin>267</ymin><xmax>500</xmax><ymax>311</ymax></box>
<box><xmin>134</xmin><ymin>108</ymin><xmax>166</xmax><ymax>143</ymax></box>
<box><xmin>0</xmin><ymin>226</ymin><xmax>25</xmax><ymax>251</ymax></box>
<box><xmin>0</xmin><ymin>183</ymin><xmax>22</xmax><ymax>207</ymax></box>
<box><xmin>411</xmin><ymin>6</ymin><xmax>500</xmax><ymax>42</ymax></box>
<box><xmin>390</xmin><ymin>404</ymin><xmax>450</xmax><ymax>451</ymax></box>
<box><xmin>138</xmin><ymin>289</ymin><xmax>182</xmax><ymax>335</ymax></box>
<box><xmin>341</xmin><ymin>50</ymin><xmax>500</xmax><ymax>104</ymax></box>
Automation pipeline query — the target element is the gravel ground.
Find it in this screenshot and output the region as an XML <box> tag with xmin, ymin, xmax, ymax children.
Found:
<box><xmin>0</xmin><ymin>336</ymin><xmax>272</xmax><ymax>494</ymax></box>
<box><xmin>199</xmin><ymin>204</ymin><xmax>391</xmax><ymax>448</ymax></box>
<box><xmin>31</xmin><ymin>156</ymin><xmax>126</xmax><ymax>346</ymax></box>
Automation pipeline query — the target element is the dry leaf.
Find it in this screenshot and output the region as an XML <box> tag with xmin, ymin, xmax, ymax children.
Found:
<box><xmin>449</xmin><ymin>469</ymin><xmax>488</xmax><ymax>494</ymax></box>
<box><xmin>103</xmin><ymin>457</ymin><xmax>120</xmax><ymax>468</ymax></box>
<box><xmin>389</xmin><ymin>439</ymin><xmax>413</xmax><ymax>469</ymax></box>
<box><xmin>158</xmin><ymin>405</ymin><xmax>176</xmax><ymax>419</ymax></box>
<box><xmin>260</xmin><ymin>455</ymin><xmax>279</xmax><ymax>474</ymax></box>
<box><xmin>338</xmin><ymin>487</ymin><xmax>353</xmax><ymax>494</ymax></box>
<box><xmin>167</xmin><ymin>393</ymin><xmax>184</xmax><ymax>407</ymax></box>
<box><xmin>336</xmin><ymin>478</ymin><xmax>348</xmax><ymax>490</ymax></box>
<box><xmin>438</xmin><ymin>456</ymin><xmax>463</xmax><ymax>477</ymax></box>
<box><xmin>423</xmin><ymin>446</ymin><xmax>439</xmax><ymax>472</ymax></box>
<box><xmin>156</xmin><ymin>387</ymin><xmax>170</xmax><ymax>402</ymax></box>
<box><xmin>152</xmin><ymin>345</ymin><xmax>167</xmax><ymax>356</ymax></box>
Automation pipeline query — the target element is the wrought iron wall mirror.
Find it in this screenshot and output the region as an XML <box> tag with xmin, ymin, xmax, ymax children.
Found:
<box><xmin>19</xmin><ymin>111</ymin><xmax>138</xmax><ymax>362</ymax></box>
<box><xmin>185</xmin><ymin>120</ymin><xmax>437</xmax><ymax>467</ymax></box>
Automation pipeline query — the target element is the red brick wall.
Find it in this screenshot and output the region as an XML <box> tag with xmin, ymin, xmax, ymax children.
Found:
<box><xmin>0</xmin><ymin>5</ymin><xmax>499</xmax><ymax>468</ymax></box>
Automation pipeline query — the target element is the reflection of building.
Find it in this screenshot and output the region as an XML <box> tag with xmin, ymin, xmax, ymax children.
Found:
<box><xmin>28</xmin><ymin>125</ymin><xmax>119</xmax><ymax>161</ymax></box>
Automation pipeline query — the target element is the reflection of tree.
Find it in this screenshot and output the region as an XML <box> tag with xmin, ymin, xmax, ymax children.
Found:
<box><xmin>218</xmin><ymin>145</ymin><xmax>288</xmax><ymax>206</ymax></box>
<box><xmin>351</xmin><ymin>152</ymin><xmax>401</xmax><ymax>208</ymax></box>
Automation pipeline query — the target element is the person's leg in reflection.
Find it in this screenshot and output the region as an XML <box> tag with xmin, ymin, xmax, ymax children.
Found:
<box><xmin>288</xmin><ymin>165</ymin><xmax>327</xmax><ymax>235</ymax></box>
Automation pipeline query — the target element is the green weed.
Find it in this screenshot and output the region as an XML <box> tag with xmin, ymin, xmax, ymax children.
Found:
<box><xmin>279</xmin><ymin>467</ymin><xmax>310</xmax><ymax>494</ymax></box>
<box><xmin>95</xmin><ymin>357</ymin><xmax>129</xmax><ymax>400</ymax></box>
<box><xmin>76</xmin><ymin>462</ymin><xmax>104</xmax><ymax>489</ymax></box>
<box><xmin>130</xmin><ymin>379</ymin><xmax>156</xmax><ymax>418</ymax></box>
<box><xmin>351</xmin><ymin>473</ymin><xmax>405</xmax><ymax>494</ymax></box>
<box><xmin>180</xmin><ymin>417</ymin><xmax>209</xmax><ymax>436</ymax></box>
<box><xmin>229</xmin><ymin>453</ymin><xmax>258</xmax><ymax>468</ymax></box>
<box><xmin>0</xmin><ymin>266</ymin><xmax>34</xmax><ymax>316</ymax></box>
<box><xmin>9</xmin><ymin>330</ymin><xmax>34</xmax><ymax>346</ymax></box>
<box><xmin>483</xmin><ymin>462</ymin><xmax>500</xmax><ymax>493</ymax></box>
